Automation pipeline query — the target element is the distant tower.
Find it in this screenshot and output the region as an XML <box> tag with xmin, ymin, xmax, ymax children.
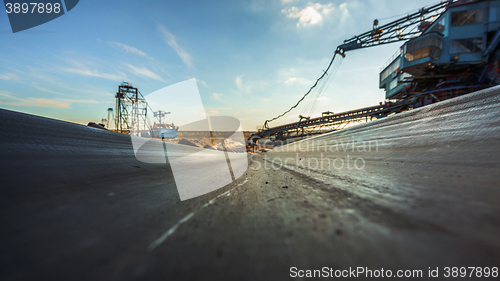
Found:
<box><xmin>114</xmin><ymin>82</ymin><xmax>149</xmax><ymax>135</ymax></box>
<box><xmin>106</xmin><ymin>108</ymin><xmax>113</xmax><ymax>129</ymax></box>
<box><xmin>153</xmin><ymin>110</ymin><xmax>170</xmax><ymax>124</ymax></box>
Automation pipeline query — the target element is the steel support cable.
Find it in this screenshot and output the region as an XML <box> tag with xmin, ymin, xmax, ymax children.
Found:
<box><xmin>306</xmin><ymin>57</ymin><xmax>343</xmax><ymax>117</ymax></box>
<box><xmin>263</xmin><ymin>47</ymin><xmax>342</xmax><ymax>129</ymax></box>
<box><xmin>301</xmin><ymin>55</ymin><xmax>341</xmax><ymax>118</ymax></box>
<box><xmin>291</xmin><ymin>52</ymin><xmax>340</xmax><ymax>120</ymax></box>
<box><xmin>302</xmin><ymin>58</ymin><xmax>338</xmax><ymax>116</ymax></box>
<box><xmin>301</xmin><ymin>85</ymin><xmax>321</xmax><ymax>117</ymax></box>
<box><xmin>303</xmin><ymin>71</ymin><xmax>330</xmax><ymax>117</ymax></box>
<box><xmin>311</xmin><ymin>57</ymin><xmax>344</xmax><ymax>115</ymax></box>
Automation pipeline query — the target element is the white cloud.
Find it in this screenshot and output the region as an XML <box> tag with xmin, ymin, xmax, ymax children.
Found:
<box><xmin>212</xmin><ymin>93</ymin><xmax>223</xmax><ymax>101</ymax></box>
<box><xmin>157</xmin><ymin>24</ymin><xmax>194</xmax><ymax>69</ymax></box>
<box><xmin>285</xmin><ymin>77</ymin><xmax>297</xmax><ymax>84</ymax></box>
<box><xmin>235</xmin><ymin>76</ymin><xmax>243</xmax><ymax>91</ymax></box>
<box><xmin>32</xmin><ymin>83</ymin><xmax>67</xmax><ymax>96</ymax></box>
<box><xmin>282</xmin><ymin>3</ymin><xmax>335</xmax><ymax>26</ymax></box>
<box><xmin>63</xmin><ymin>67</ymin><xmax>125</xmax><ymax>81</ymax></box>
<box><xmin>47</xmin><ymin>55</ymin><xmax>126</xmax><ymax>81</ymax></box>
<box><xmin>339</xmin><ymin>2</ymin><xmax>348</xmax><ymax>18</ymax></box>
<box><xmin>207</xmin><ymin>109</ymin><xmax>220</xmax><ymax>116</ymax></box>
<box><xmin>262</xmin><ymin>98</ymin><xmax>271</xmax><ymax>102</ymax></box>
<box><xmin>0</xmin><ymin>91</ymin><xmax>100</xmax><ymax>109</ymax></box>
<box><xmin>0</xmin><ymin>73</ymin><xmax>19</xmax><ymax>80</ymax></box>
<box><xmin>60</xmin><ymin>99</ymin><xmax>99</xmax><ymax>104</ymax></box>
<box><xmin>197</xmin><ymin>79</ymin><xmax>209</xmax><ymax>88</ymax></box>
<box><xmin>109</xmin><ymin>41</ymin><xmax>147</xmax><ymax>56</ymax></box>
<box><xmin>188</xmin><ymin>78</ymin><xmax>208</xmax><ymax>88</ymax></box>
<box><xmin>185</xmin><ymin>77</ymin><xmax>209</xmax><ymax>87</ymax></box>
<box><xmin>284</xmin><ymin>76</ymin><xmax>312</xmax><ymax>85</ymax></box>
<box><xmin>126</xmin><ymin>64</ymin><xmax>164</xmax><ymax>81</ymax></box>
<box><xmin>234</xmin><ymin>76</ymin><xmax>251</xmax><ymax>93</ymax></box>
<box><xmin>0</xmin><ymin>92</ymin><xmax>70</xmax><ymax>108</ymax></box>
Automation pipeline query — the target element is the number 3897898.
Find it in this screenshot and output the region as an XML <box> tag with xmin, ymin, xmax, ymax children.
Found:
<box><xmin>5</xmin><ymin>3</ymin><xmax>62</xmax><ymax>14</ymax></box>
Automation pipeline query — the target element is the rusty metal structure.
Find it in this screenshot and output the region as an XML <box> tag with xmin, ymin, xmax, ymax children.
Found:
<box><xmin>114</xmin><ymin>82</ymin><xmax>149</xmax><ymax>134</ymax></box>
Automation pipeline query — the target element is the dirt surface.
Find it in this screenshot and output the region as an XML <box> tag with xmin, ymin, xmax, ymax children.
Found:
<box><xmin>1</xmin><ymin>86</ymin><xmax>500</xmax><ymax>280</ymax></box>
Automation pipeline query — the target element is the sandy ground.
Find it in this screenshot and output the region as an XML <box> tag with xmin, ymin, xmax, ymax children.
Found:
<box><xmin>160</xmin><ymin>131</ymin><xmax>255</xmax><ymax>150</ymax></box>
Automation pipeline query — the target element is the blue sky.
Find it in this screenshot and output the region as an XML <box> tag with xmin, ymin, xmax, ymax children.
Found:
<box><xmin>0</xmin><ymin>0</ymin><xmax>437</xmax><ymax>131</ymax></box>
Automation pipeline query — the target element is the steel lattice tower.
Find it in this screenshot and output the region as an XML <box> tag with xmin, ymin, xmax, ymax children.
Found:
<box><xmin>114</xmin><ymin>82</ymin><xmax>149</xmax><ymax>135</ymax></box>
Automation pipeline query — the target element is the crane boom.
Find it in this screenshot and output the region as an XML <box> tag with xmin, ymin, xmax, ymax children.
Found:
<box><xmin>262</xmin><ymin>1</ymin><xmax>452</xmax><ymax>129</ymax></box>
<box><xmin>339</xmin><ymin>1</ymin><xmax>450</xmax><ymax>52</ymax></box>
